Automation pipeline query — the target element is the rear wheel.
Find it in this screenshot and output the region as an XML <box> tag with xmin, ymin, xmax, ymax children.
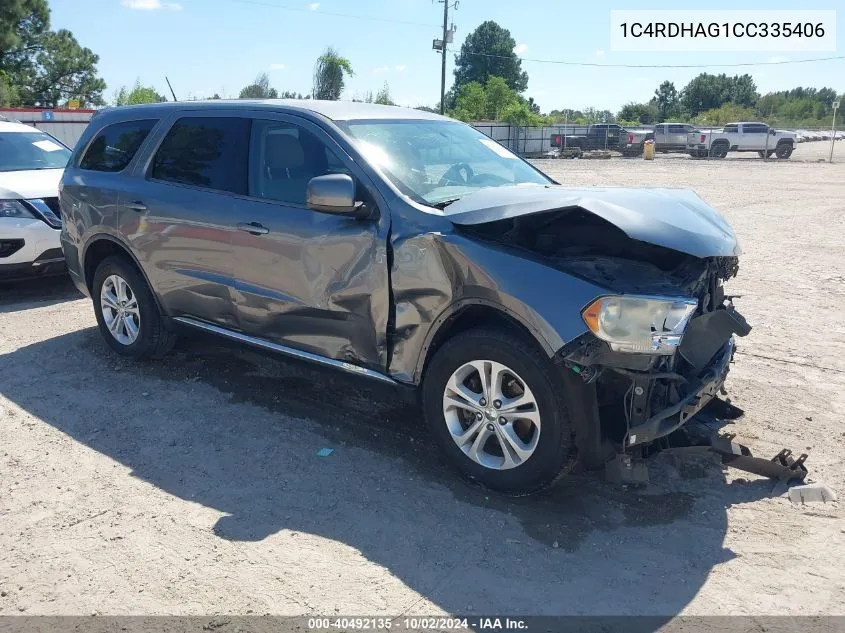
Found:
<box><xmin>709</xmin><ymin>143</ymin><xmax>728</xmax><ymax>158</ymax></box>
<box><xmin>422</xmin><ymin>328</ymin><xmax>574</xmax><ymax>495</ymax></box>
<box><xmin>92</xmin><ymin>255</ymin><xmax>175</xmax><ymax>359</ymax></box>
<box><xmin>775</xmin><ymin>144</ymin><xmax>793</xmax><ymax>159</ymax></box>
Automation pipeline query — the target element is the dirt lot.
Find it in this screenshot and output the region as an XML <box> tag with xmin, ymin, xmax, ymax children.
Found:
<box><xmin>1</xmin><ymin>147</ymin><xmax>844</xmax><ymax>617</ymax></box>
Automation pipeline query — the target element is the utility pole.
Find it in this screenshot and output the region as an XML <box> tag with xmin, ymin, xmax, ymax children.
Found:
<box><xmin>433</xmin><ymin>1</ymin><xmax>457</xmax><ymax>114</ymax></box>
<box><xmin>829</xmin><ymin>99</ymin><xmax>840</xmax><ymax>163</ymax></box>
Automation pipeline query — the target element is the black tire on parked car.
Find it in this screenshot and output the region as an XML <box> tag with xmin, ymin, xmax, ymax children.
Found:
<box><xmin>92</xmin><ymin>255</ymin><xmax>176</xmax><ymax>359</ymax></box>
<box><xmin>775</xmin><ymin>143</ymin><xmax>793</xmax><ymax>159</ymax></box>
<box><xmin>709</xmin><ymin>142</ymin><xmax>729</xmax><ymax>158</ymax></box>
<box><xmin>422</xmin><ymin>328</ymin><xmax>575</xmax><ymax>495</ymax></box>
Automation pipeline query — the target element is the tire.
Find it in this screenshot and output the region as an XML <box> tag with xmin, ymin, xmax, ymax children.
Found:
<box><xmin>92</xmin><ymin>255</ymin><xmax>176</xmax><ymax>359</ymax></box>
<box><xmin>709</xmin><ymin>143</ymin><xmax>728</xmax><ymax>159</ymax></box>
<box><xmin>775</xmin><ymin>144</ymin><xmax>793</xmax><ymax>159</ymax></box>
<box><xmin>422</xmin><ymin>328</ymin><xmax>574</xmax><ymax>495</ymax></box>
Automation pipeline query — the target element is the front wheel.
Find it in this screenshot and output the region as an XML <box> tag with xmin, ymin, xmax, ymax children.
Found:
<box><xmin>775</xmin><ymin>144</ymin><xmax>793</xmax><ymax>159</ymax></box>
<box><xmin>422</xmin><ymin>328</ymin><xmax>574</xmax><ymax>495</ymax></box>
<box><xmin>709</xmin><ymin>144</ymin><xmax>728</xmax><ymax>158</ymax></box>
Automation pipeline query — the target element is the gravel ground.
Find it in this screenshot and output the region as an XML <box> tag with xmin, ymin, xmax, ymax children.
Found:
<box><xmin>1</xmin><ymin>145</ymin><xmax>843</xmax><ymax>617</ymax></box>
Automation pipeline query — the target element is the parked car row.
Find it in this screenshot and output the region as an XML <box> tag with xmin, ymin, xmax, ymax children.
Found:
<box><xmin>793</xmin><ymin>129</ymin><xmax>845</xmax><ymax>142</ymax></box>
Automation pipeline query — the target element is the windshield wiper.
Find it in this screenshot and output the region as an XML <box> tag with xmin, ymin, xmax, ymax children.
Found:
<box><xmin>431</xmin><ymin>197</ymin><xmax>463</xmax><ymax>210</ymax></box>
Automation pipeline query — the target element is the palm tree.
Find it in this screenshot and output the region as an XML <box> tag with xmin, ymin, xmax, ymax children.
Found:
<box><xmin>312</xmin><ymin>48</ymin><xmax>354</xmax><ymax>100</ymax></box>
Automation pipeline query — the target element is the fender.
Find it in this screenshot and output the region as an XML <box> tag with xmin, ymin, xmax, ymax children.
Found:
<box><xmin>81</xmin><ymin>232</ymin><xmax>168</xmax><ymax>317</ymax></box>
<box><xmin>409</xmin><ymin>297</ymin><xmax>557</xmax><ymax>385</ymax></box>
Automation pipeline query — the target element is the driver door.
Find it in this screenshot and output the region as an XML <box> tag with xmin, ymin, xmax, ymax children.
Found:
<box><xmin>228</xmin><ymin>114</ymin><xmax>391</xmax><ymax>373</ymax></box>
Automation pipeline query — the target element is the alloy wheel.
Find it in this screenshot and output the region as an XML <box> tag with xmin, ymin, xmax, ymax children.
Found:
<box><xmin>100</xmin><ymin>274</ymin><xmax>141</xmax><ymax>346</ymax></box>
<box><xmin>442</xmin><ymin>360</ymin><xmax>541</xmax><ymax>470</ymax></box>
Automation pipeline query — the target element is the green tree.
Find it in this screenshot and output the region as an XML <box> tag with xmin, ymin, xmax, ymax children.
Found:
<box><xmin>484</xmin><ymin>76</ymin><xmax>516</xmax><ymax>120</ymax></box>
<box><xmin>729</xmin><ymin>74</ymin><xmax>758</xmax><ymax>108</ymax></box>
<box><xmin>618</xmin><ymin>101</ymin><xmax>659</xmax><ymax>124</ymax></box>
<box><xmin>653</xmin><ymin>80</ymin><xmax>680</xmax><ymax>120</ymax></box>
<box><xmin>0</xmin><ymin>0</ymin><xmax>49</xmax><ymax>68</ymax></box>
<box><xmin>450</xmin><ymin>81</ymin><xmax>486</xmax><ymax>121</ymax></box>
<box><xmin>501</xmin><ymin>101</ymin><xmax>542</xmax><ymax>127</ymax></box>
<box><xmin>115</xmin><ymin>80</ymin><xmax>165</xmax><ymax>106</ymax></box>
<box><xmin>14</xmin><ymin>29</ymin><xmax>105</xmax><ymax>107</ymax></box>
<box><xmin>680</xmin><ymin>73</ymin><xmax>758</xmax><ymax>117</ymax></box>
<box><xmin>239</xmin><ymin>72</ymin><xmax>278</xmax><ymax>99</ymax></box>
<box><xmin>312</xmin><ymin>47</ymin><xmax>354</xmax><ymax>100</ymax></box>
<box><xmin>374</xmin><ymin>82</ymin><xmax>394</xmax><ymax>105</ymax></box>
<box><xmin>453</xmin><ymin>21</ymin><xmax>528</xmax><ymax>93</ymax></box>
<box><xmin>694</xmin><ymin>103</ymin><xmax>756</xmax><ymax>125</ymax></box>
<box><xmin>0</xmin><ymin>71</ymin><xmax>18</xmax><ymax>106</ymax></box>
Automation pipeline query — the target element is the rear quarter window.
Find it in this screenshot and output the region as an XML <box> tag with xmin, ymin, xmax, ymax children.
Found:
<box><xmin>79</xmin><ymin>120</ymin><xmax>158</xmax><ymax>172</ymax></box>
<box><xmin>723</xmin><ymin>125</ymin><xmax>739</xmax><ymax>134</ymax></box>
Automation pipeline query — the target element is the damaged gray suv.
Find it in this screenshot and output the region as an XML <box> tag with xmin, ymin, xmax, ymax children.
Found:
<box><xmin>60</xmin><ymin>101</ymin><xmax>750</xmax><ymax>494</ymax></box>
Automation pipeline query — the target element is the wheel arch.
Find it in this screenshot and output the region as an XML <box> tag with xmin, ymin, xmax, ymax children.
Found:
<box><xmin>414</xmin><ymin>299</ymin><xmax>555</xmax><ymax>385</ymax></box>
<box><xmin>82</xmin><ymin>234</ymin><xmax>165</xmax><ymax>314</ymax></box>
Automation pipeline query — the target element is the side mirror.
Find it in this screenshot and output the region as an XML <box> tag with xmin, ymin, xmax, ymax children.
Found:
<box><xmin>770</xmin><ymin>128</ymin><xmax>777</xmax><ymax>135</ymax></box>
<box><xmin>306</xmin><ymin>174</ymin><xmax>369</xmax><ymax>218</ymax></box>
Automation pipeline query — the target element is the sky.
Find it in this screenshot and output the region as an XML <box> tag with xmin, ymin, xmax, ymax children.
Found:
<box><xmin>49</xmin><ymin>0</ymin><xmax>845</xmax><ymax>112</ymax></box>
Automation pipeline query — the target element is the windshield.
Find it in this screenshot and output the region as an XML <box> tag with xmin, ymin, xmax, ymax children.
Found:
<box><xmin>0</xmin><ymin>131</ymin><xmax>71</xmax><ymax>172</ymax></box>
<box><xmin>339</xmin><ymin>119</ymin><xmax>552</xmax><ymax>206</ymax></box>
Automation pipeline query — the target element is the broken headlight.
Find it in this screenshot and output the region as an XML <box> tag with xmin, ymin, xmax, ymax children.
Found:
<box><xmin>582</xmin><ymin>295</ymin><xmax>698</xmax><ymax>354</ymax></box>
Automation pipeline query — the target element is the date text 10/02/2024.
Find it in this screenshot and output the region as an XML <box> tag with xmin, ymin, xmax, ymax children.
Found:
<box><xmin>307</xmin><ymin>617</ymin><xmax>528</xmax><ymax>630</ymax></box>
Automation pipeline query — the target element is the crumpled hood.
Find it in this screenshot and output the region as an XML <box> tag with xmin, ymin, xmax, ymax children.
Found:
<box><xmin>0</xmin><ymin>169</ymin><xmax>63</xmax><ymax>200</ymax></box>
<box><xmin>444</xmin><ymin>185</ymin><xmax>740</xmax><ymax>258</ymax></box>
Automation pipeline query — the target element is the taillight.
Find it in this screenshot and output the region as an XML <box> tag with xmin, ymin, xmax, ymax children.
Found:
<box><xmin>628</xmin><ymin>133</ymin><xmax>634</xmax><ymax>143</ymax></box>
<box><xmin>700</xmin><ymin>134</ymin><xmax>706</xmax><ymax>143</ymax></box>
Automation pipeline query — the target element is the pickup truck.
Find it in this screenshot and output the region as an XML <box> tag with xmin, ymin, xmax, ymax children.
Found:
<box><xmin>551</xmin><ymin>124</ymin><xmax>625</xmax><ymax>152</ymax></box>
<box><xmin>653</xmin><ymin>123</ymin><xmax>696</xmax><ymax>152</ymax></box>
<box><xmin>550</xmin><ymin>124</ymin><xmax>650</xmax><ymax>156</ymax></box>
<box><xmin>687</xmin><ymin>122</ymin><xmax>797</xmax><ymax>159</ymax></box>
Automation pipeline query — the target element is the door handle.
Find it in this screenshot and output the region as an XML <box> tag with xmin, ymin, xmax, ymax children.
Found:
<box><xmin>125</xmin><ymin>201</ymin><xmax>147</xmax><ymax>212</ymax></box>
<box><xmin>237</xmin><ymin>222</ymin><xmax>269</xmax><ymax>235</ymax></box>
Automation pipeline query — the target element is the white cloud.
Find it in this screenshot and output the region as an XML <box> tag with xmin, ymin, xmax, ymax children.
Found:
<box><xmin>122</xmin><ymin>0</ymin><xmax>183</xmax><ymax>10</ymax></box>
<box><xmin>395</xmin><ymin>65</ymin><xmax>406</xmax><ymax>72</ymax></box>
<box><xmin>513</xmin><ymin>43</ymin><xmax>528</xmax><ymax>55</ymax></box>
<box><xmin>269</xmin><ymin>63</ymin><xmax>286</xmax><ymax>70</ymax></box>
<box><xmin>372</xmin><ymin>66</ymin><xmax>389</xmax><ymax>74</ymax></box>
<box><xmin>595</xmin><ymin>49</ymin><xmax>605</xmax><ymax>58</ymax></box>
<box><xmin>308</xmin><ymin>2</ymin><xmax>320</xmax><ymax>10</ymax></box>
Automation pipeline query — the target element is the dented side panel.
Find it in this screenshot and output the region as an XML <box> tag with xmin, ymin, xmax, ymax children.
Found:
<box><xmin>386</xmin><ymin>223</ymin><xmax>608</xmax><ymax>383</ymax></box>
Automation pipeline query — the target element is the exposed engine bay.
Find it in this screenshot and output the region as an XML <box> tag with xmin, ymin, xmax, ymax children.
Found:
<box><xmin>459</xmin><ymin>207</ymin><xmax>752</xmax><ymax>454</ymax></box>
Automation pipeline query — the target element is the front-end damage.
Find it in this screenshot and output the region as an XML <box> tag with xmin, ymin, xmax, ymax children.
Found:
<box><xmin>459</xmin><ymin>206</ymin><xmax>752</xmax><ymax>463</ymax></box>
<box><xmin>404</xmin><ymin>184</ymin><xmax>809</xmax><ymax>483</ymax></box>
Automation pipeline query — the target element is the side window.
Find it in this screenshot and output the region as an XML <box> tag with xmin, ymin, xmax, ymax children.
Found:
<box><xmin>249</xmin><ymin>120</ymin><xmax>348</xmax><ymax>206</ymax></box>
<box><xmin>151</xmin><ymin>117</ymin><xmax>251</xmax><ymax>194</ymax></box>
<box><xmin>743</xmin><ymin>123</ymin><xmax>768</xmax><ymax>134</ymax></box>
<box><xmin>79</xmin><ymin>120</ymin><xmax>157</xmax><ymax>172</ymax></box>
<box><xmin>723</xmin><ymin>124</ymin><xmax>739</xmax><ymax>134</ymax></box>
<box><xmin>668</xmin><ymin>124</ymin><xmax>687</xmax><ymax>133</ymax></box>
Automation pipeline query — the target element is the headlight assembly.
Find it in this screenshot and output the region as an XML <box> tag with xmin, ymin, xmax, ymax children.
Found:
<box><xmin>0</xmin><ymin>200</ymin><xmax>36</xmax><ymax>219</ymax></box>
<box><xmin>582</xmin><ymin>295</ymin><xmax>698</xmax><ymax>354</ymax></box>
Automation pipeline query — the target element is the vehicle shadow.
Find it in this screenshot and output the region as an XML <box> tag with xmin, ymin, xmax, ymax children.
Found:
<box><xmin>1</xmin><ymin>327</ymin><xmax>777</xmax><ymax>616</ymax></box>
<box><xmin>0</xmin><ymin>275</ymin><xmax>82</xmax><ymax>313</ymax></box>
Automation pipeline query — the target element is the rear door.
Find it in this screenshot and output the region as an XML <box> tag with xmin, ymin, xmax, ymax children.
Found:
<box><xmin>228</xmin><ymin>113</ymin><xmax>390</xmax><ymax>371</ymax></box>
<box><xmin>667</xmin><ymin>124</ymin><xmax>689</xmax><ymax>149</ymax></box>
<box><xmin>121</xmin><ymin>113</ymin><xmax>250</xmax><ymax>328</ymax></box>
<box><xmin>739</xmin><ymin>123</ymin><xmax>768</xmax><ymax>150</ymax></box>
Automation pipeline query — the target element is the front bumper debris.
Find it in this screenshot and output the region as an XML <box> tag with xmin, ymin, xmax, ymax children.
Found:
<box><xmin>627</xmin><ymin>338</ymin><xmax>734</xmax><ymax>447</ymax></box>
<box><xmin>710</xmin><ymin>434</ymin><xmax>809</xmax><ymax>483</ymax></box>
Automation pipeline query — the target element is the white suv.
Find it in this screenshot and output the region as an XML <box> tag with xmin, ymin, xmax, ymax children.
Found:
<box><xmin>0</xmin><ymin>119</ymin><xmax>71</xmax><ymax>281</ymax></box>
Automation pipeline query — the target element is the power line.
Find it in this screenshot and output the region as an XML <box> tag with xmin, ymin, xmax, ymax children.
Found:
<box><xmin>450</xmin><ymin>49</ymin><xmax>845</xmax><ymax>69</ymax></box>
<box><xmin>217</xmin><ymin>0</ymin><xmax>441</xmax><ymax>28</ymax></box>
